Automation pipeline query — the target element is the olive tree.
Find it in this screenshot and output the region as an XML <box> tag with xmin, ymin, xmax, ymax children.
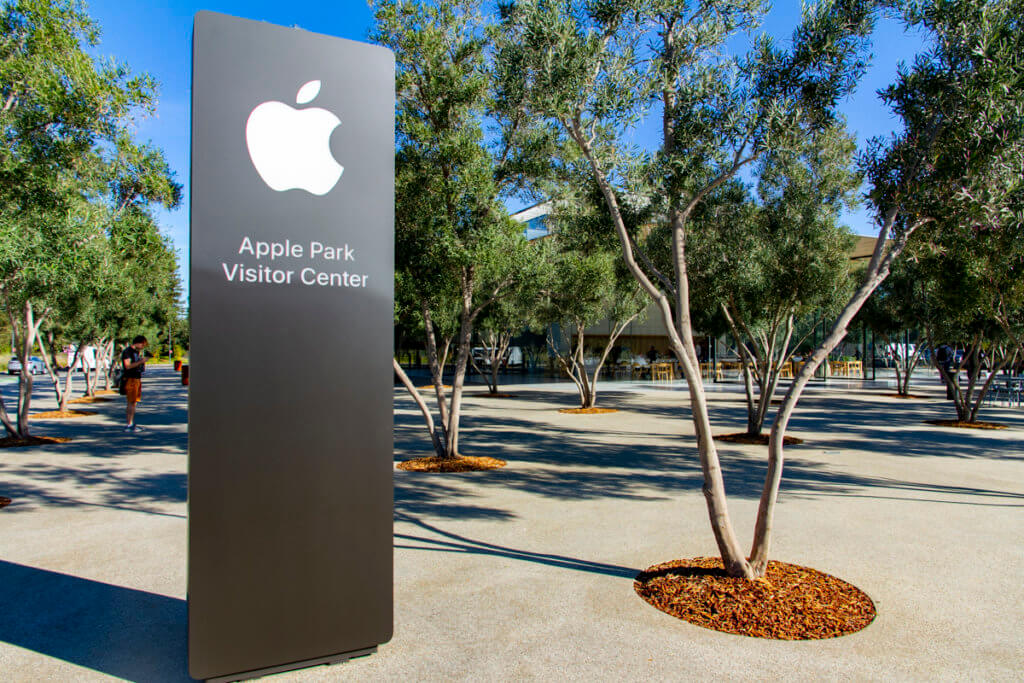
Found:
<box><xmin>0</xmin><ymin>0</ymin><xmax>178</xmax><ymax>438</ymax></box>
<box><xmin>856</xmin><ymin>258</ymin><xmax>934</xmax><ymax>397</ymax></box>
<box><xmin>501</xmin><ymin>0</ymin><xmax>1024</xmax><ymax>577</ymax></box>
<box><xmin>688</xmin><ymin>125</ymin><xmax>859</xmax><ymax>436</ymax></box>
<box><xmin>539</xmin><ymin>186</ymin><xmax>646</xmax><ymax>409</ymax></box>
<box><xmin>470</xmin><ymin>247</ymin><xmax>548</xmax><ymax>396</ymax></box>
<box><xmin>498</xmin><ymin>0</ymin><xmax>874</xmax><ymax>577</ymax></box>
<box><xmin>375</xmin><ymin>0</ymin><xmax>548</xmax><ymax>459</ymax></box>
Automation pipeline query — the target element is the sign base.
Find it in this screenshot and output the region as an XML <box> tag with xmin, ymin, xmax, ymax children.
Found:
<box><xmin>205</xmin><ymin>646</ymin><xmax>377</xmax><ymax>682</ymax></box>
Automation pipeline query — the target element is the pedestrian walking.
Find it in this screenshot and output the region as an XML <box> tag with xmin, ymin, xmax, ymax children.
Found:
<box><xmin>122</xmin><ymin>335</ymin><xmax>148</xmax><ymax>432</ymax></box>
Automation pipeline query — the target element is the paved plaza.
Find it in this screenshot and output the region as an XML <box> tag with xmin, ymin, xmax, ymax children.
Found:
<box><xmin>1</xmin><ymin>367</ymin><xmax>1022</xmax><ymax>680</ymax></box>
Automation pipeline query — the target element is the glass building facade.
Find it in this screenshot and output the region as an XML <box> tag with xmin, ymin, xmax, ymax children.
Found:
<box><xmin>523</xmin><ymin>215</ymin><xmax>549</xmax><ymax>240</ymax></box>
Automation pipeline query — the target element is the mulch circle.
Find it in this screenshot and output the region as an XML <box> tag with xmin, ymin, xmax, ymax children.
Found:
<box><xmin>634</xmin><ymin>557</ymin><xmax>876</xmax><ymax>640</ymax></box>
<box><xmin>558</xmin><ymin>407</ymin><xmax>619</xmax><ymax>414</ymax></box>
<box><xmin>0</xmin><ymin>496</ymin><xmax>11</xmax><ymax>509</ymax></box>
<box><xmin>924</xmin><ymin>419</ymin><xmax>1007</xmax><ymax>430</ymax></box>
<box><xmin>884</xmin><ymin>393</ymin><xmax>932</xmax><ymax>400</ymax></box>
<box><xmin>68</xmin><ymin>396</ymin><xmax>116</xmax><ymax>404</ymax></box>
<box><xmin>94</xmin><ymin>389</ymin><xmax>118</xmax><ymax>396</ymax></box>
<box><xmin>0</xmin><ymin>435</ymin><xmax>73</xmax><ymax>448</ymax></box>
<box><xmin>417</xmin><ymin>385</ymin><xmax>452</xmax><ymax>391</ymax></box>
<box><xmin>396</xmin><ymin>455</ymin><xmax>507</xmax><ymax>472</ymax></box>
<box><xmin>471</xmin><ymin>393</ymin><xmax>518</xmax><ymax>398</ymax></box>
<box><xmin>30</xmin><ymin>409</ymin><xmax>97</xmax><ymax>419</ymax></box>
<box><xmin>714</xmin><ymin>432</ymin><xmax>804</xmax><ymax>445</ymax></box>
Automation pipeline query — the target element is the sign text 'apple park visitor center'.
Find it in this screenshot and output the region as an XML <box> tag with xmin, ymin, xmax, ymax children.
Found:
<box><xmin>189</xmin><ymin>11</ymin><xmax>394</xmax><ymax>681</ymax></box>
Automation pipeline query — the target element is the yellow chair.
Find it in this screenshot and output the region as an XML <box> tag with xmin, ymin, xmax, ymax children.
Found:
<box><xmin>651</xmin><ymin>362</ymin><xmax>674</xmax><ymax>381</ymax></box>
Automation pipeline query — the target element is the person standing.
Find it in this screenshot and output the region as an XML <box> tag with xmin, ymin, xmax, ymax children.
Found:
<box><xmin>122</xmin><ymin>335</ymin><xmax>148</xmax><ymax>432</ymax></box>
<box><xmin>646</xmin><ymin>345</ymin><xmax>658</xmax><ymax>364</ymax></box>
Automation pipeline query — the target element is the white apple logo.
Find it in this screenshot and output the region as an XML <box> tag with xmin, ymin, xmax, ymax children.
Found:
<box><xmin>245</xmin><ymin>80</ymin><xmax>344</xmax><ymax>196</ymax></box>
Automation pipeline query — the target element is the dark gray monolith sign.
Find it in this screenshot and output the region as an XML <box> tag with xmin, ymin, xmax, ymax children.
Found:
<box><xmin>189</xmin><ymin>11</ymin><xmax>393</xmax><ymax>681</ymax></box>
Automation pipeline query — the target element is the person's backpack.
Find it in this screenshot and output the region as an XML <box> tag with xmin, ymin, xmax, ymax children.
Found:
<box><xmin>936</xmin><ymin>345</ymin><xmax>952</xmax><ymax>364</ymax></box>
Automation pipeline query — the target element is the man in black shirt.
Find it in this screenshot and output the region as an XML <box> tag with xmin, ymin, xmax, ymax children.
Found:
<box><xmin>122</xmin><ymin>335</ymin><xmax>148</xmax><ymax>432</ymax></box>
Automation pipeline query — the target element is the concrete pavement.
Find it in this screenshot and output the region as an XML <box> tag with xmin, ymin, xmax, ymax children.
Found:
<box><xmin>1</xmin><ymin>368</ymin><xmax>1022</xmax><ymax>680</ymax></box>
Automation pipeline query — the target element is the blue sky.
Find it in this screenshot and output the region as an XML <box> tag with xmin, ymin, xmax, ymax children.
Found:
<box><xmin>84</xmin><ymin>1</ymin><xmax>926</xmax><ymax>297</ymax></box>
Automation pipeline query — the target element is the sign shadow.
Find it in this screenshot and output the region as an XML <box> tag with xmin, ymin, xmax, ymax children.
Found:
<box><xmin>0</xmin><ymin>560</ymin><xmax>190</xmax><ymax>682</ymax></box>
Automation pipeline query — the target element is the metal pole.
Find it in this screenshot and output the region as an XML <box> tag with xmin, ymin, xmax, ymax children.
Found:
<box><xmin>861</xmin><ymin>324</ymin><xmax>866</xmax><ymax>380</ymax></box>
<box><xmin>871</xmin><ymin>328</ymin><xmax>876</xmax><ymax>381</ymax></box>
<box><xmin>712</xmin><ymin>336</ymin><xmax>719</xmax><ymax>383</ymax></box>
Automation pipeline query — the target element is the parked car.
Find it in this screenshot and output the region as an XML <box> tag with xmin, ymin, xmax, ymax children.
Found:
<box><xmin>8</xmin><ymin>356</ymin><xmax>46</xmax><ymax>375</ymax></box>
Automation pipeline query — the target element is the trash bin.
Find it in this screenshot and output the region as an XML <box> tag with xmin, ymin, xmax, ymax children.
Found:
<box><xmin>182</xmin><ymin>365</ymin><xmax>190</xmax><ymax>386</ymax></box>
<box><xmin>174</xmin><ymin>360</ymin><xmax>182</xmax><ymax>371</ymax></box>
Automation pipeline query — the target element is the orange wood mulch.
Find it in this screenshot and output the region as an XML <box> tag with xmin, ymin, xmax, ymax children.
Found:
<box><xmin>95</xmin><ymin>389</ymin><xmax>118</xmax><ymax>396</ymax></box>
<box><xmin>0</xmin><ymin>496</ymin><xmax>10</xmax><ymax>509</ymax></box>
<box><xmin>396</xmin><ymin>455</ymin><xmax>507</xmax><ymax>472</ymax></box>
<box><xmin>0</xmin><ymin>435</ymin><xmax>72</xmax><ymax>448</ymax></box>
<box><xmin>68</xmin><ymin>396</ymin><xmax>116</xmax><ymax>404</ymax></box>
<box><xmin>924</xmin><ymin>419</ymin><xmax>1007</xmax><ymax>430</ymax></box>
<box><xmin>714</xmin><ymin>433</ymin><xmax>804</xmax><ymax>445</ymax></box>
<box><xmin>417</xmin><ymin>385</ymin><xmax>452</xmax><ymax>391</ymax></box>
<box><xmin>558</xmin><ymin>407</ymin><xmax>619</xmax><ymax>414</ymax></box>
<box><xmin>635</xmin><ymin>557</ymin><xmax>875</xmax><ymax>640</ymax></box>
<box><xmin>884</xmin><ymin>393</ymin><xmax>932</xmax><ymax>400</ymax></box>
<box><xmin>30</xmin><ymin>410</ymin><xmax>97</xmax><ymax>419</ymax></box>
<box><xmin>472</xmin><ymin>392</ymin><xmax>518</xmax><ymax>398</ymax></box>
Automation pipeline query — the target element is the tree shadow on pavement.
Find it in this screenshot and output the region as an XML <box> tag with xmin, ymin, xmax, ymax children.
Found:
<box><xmin>0</xmin><ymin>560</ymin><xmax>189</xmax><ymax>682</ymax></box>
<box><xmin>394</xmin><ymin>512</ymin><xmax>638</xmax><ymax>579</ymax></box>
<box><xmin>394</xmin><ymin>391</ymin><xmax>1024</xmax><ymax>508</ymax></box>
<box><xmin>394</xmin><ymin>473</ymin><xmax>516</xmax><ymax>522</ymax></box>
<box><xmin>0</xmin><ymin>464</ymin><xmax>186</xmax><ymax>517</ymax></box>
<box><xmin>0</xmin><ymin>368</ymin><xmax>188</xmax><ymax>448</ymax></box>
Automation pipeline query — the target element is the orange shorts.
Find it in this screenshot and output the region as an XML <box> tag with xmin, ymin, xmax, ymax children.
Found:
<box><xmin>124</xmin><ymin>378</ymin><xmax>142</xmax><ymax>403</ymax></box>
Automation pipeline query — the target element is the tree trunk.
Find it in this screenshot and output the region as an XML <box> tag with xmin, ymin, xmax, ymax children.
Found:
<box><xmin>469</xmin><ymin>329</ymin><xmax>510</xmax><ymax>395</ymax></box>
<box><xmin>583</xmin><ymin>314</ymin><xmax>636</xmax><ymax>410</ymax></box>
<box><xmin>59</xmin><ymin>340</ymin><xmax>86</xmax><ymax>412</ymax></box>
<box><xmin>0</xmin><ymin>394</ymin><xmax>16</xmax><ymax>438</ymax></box>
<box><xmin>37</xmin><ymin>329</ymin><xmax>69</xmax><ymax>410</ymax></box>
<box><xmin>15</xmin><ymin>301</ymin><xmax>47</xmax><ymax>439</ymax></box>
<box><xmin>967</xmin><ymin>354</ymin><xmax>1003</xmax><ymax>423</ymax></box>
<box><xmin>103</xmin><ymin>339</ymin><xmax>115</xmax><ymax>390</ymax></box>
<box><xmin>444</xmin><ymin>269</ymin><xmax>476</xmax><ymax>458</ymax></box>
<box><xmin>0</xmin><ymin>300</ymin><xmax>20</xmax><ymax>437</ymax></box>
<box><xmin>895</xmin><ymin>333</ymin><xmax>926</xmax><ymax>396</ymax></box>
<box><xmin>722</xmin><ymin>303</ymin><xmax>795</xmax><ymax>438</ymax></box>
<box><xmin>489</xmin><ymin>353</ymin><xmax>500</xmax><ymax>394</ymax></box>
<box><xmin>393</xmin><ymin>358</ymin><xmax>447</xmax><ymax>458</ymax></box>
<box><xmin>547</xmin><ymin>327</ymin><xmax>588</xmax><ymax>407</ymax></box>
<box><xmin>571</xmin><ymin>119</ymin><xmax>753</xmax><ymax>578</ymax></box>
<box><xmin>420</xmin><ymin>301</ymin><xmax>450</xmax><ymax>446</ymax></box>
<box><xmin>750</xmin><ymin>208</ymin><xmax>915</xmax><ymax>576</ymax></box>
<box><xmin>489</xmin><ymin>330</ymin><xmax>513</xmax><ymax>395</ymax></box>
<box><xmin>85</xmin><ymin>353</ymin><xmax>100</xmax><ymax>396</ymax></box>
